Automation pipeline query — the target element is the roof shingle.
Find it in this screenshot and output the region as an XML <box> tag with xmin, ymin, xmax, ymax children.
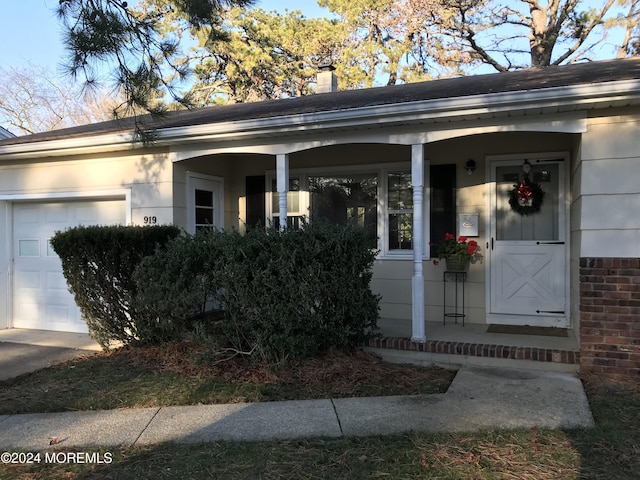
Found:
<box><xmin>3</xmin><ymin>57</ymin><xmax>640</xmax><ymax>146</ymax></box>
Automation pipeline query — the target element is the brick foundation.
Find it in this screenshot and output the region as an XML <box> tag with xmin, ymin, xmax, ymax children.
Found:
<box><xmin>366</xmin><ymin>337</ymin><xmax>579</xmax><ymax>366</ymax></box>
<box><xmin>580</xmin><ymin>257</ymin><xmax>640</xmax><ymax>378</ymax></box>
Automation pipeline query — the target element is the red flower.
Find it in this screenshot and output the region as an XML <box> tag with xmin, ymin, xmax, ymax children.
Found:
<box><xmin>432</xmin><ymin>259</ymin><xmax>439</xmax><ymax>265</ymax></box>
<box><xmin>433</xmin><ymin>233</ymin><xmax>480</xmax><ymax>266</ymax></box>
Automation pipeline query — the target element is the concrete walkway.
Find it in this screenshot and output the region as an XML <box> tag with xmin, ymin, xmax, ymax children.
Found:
<box><xmin>0</xmin><ymin>330</ymin><xmax>595</xmax><ymax>450</ymax></box>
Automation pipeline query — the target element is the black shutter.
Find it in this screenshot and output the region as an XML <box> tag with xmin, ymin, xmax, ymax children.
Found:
<box><xmin>245</xmin><ymin>175</ymin><xmax>266</xmax><ymax>229</ymax></box>
<box><xmin>430</xmin><ymin>165</ymin><xmax>456</xmax><ymax>257</ymax></box>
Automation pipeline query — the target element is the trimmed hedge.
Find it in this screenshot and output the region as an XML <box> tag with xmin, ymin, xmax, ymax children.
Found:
<box><xmin>133</xmin><ymin>232</ymin><xmax>215</xmax><ymax>339</ymax></box>
<box><xmin>50</xmin><ymin>225</ymin><xmax>181</xmax><ymax>349</ymax></box>
<box><xmin>134</xmin><ymin>222</ymin><xmax>381</xmax><ymax>364</ymax></box>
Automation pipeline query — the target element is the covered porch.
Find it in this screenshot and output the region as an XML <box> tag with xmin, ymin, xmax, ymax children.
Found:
<box><xmin>173</xmin><ymin>127</ymin><xmax>581</xmax><ymax>374</ymax></box>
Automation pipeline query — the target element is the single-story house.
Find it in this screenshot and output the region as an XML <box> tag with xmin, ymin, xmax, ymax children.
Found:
<box><xmin>1</xmin><ymin>57</ymin><xmax>640</xmax><ymax>376</ymax></box>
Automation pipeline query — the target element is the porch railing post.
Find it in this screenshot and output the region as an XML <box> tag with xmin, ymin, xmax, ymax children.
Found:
<box><xmin>276</xmin><ymin>153</ymin><xmax>289</xmax><ymax>231</ymax></box>
<box><xmin>411</xmin><ymin>144</ymin><xmax>426</xmax><ymax>342</ymax></box>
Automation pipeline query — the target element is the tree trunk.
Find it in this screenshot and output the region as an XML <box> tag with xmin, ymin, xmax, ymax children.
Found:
<box><xmin>529</xmin><ymin>3</ymin><xmax>553</xmax><ymax>67</ymax></box>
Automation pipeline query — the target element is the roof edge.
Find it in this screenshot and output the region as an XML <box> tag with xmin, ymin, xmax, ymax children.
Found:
<box><xmin>2</xmin><ymin>76</ymin><xmax>640</xmax><ymax>159</ymax></box>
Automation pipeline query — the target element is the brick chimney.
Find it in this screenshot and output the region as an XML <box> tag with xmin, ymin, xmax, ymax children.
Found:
<box><xmin>316</xmin><ymin>64</ymin><xmax>338</xmax><ymax>94</ymax></box>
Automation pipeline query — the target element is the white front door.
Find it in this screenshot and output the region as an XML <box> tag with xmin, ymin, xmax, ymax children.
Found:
<box><xmin>12</xmin><ymin>200</ymin><xmax>126</xmax><ymax>333</ymax></box>
<box><xmin>488</xmin><ymin>158</ymin><xmax>568</xmax><ymax>327</ymax></box>
<box><xmin>186</xmin><ymin>173</ymin><xmax>224</xmax><ymax>234</ymax></box>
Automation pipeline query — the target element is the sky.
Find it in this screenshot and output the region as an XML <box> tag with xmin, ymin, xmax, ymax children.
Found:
<box><xmin>1</xmin><ymin>0</ymin><xmax>330</xmax><ymax>77</ymax></box>
<box><xmin>1</xmin><ymin>1</ymin><xmax>628</xmax><ymax>82</ymax></box>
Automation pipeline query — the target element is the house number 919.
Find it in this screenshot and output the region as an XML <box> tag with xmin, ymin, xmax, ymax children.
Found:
<box><xmin>143</xmin><ymin>216</ymin><xmax>157</xmax><ymax>225</ymax></box>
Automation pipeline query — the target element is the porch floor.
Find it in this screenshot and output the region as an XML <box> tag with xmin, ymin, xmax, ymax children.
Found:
<box><xmin>368</xmin><ymin>318</ymin><xmax>580</xmax><ymax>373</ymax></box>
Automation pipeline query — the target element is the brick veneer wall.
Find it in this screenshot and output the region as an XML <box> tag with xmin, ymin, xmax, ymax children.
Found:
<box><xmin>580</xmin><ymin>258</ymin><xmax>640</xmax><ymax>378</ymax></box>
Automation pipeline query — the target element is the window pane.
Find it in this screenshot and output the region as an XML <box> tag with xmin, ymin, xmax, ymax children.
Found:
<box><xmin>195</xmin><ymin>189</ymin><xmax>213</xmax><ymax>207</ymax></box>
<box><xmin>389</xmin><ymin>213</ymin><xmax>413</xmax><ymax>250</ymax></box>
<box><xmin>388</xmin><ymin>172</ymin><xmax>412</xmax><ymax>251</ymax></box>
<box><xmin>309</xmin><ymin>174</ymin><xmax>378</xmax><ymax>247</ymax></box>
<box><xmin>271</xmin><ymin>191</ymin><xmax>301</xmax><ymax>214</ymax></box>
<box><xmin>271</xmin><ymin>178</ymin><xmax>301</xmax><ymax>214</ymax></box>
<box><xmin>196</xmin><ymin>207</ymin><xmax>213</xmax><ymax>225</ymax></box>
<box><xmin>271</xmin><ymin>178</ymin><xmax>300</xmax><ymax>192</ymax></box>
<box><xmin>388</xmin><ymin>172</ymin><xmax>413</xmax><ymax>210</ymax></box>
<box><xmin>47</xmin><ymin>239</ymin><xmax>57</xmax><ymax>257</ymax></box>
<box><xmin>19</xmin><ymin>239</ymin><xmax>39</xmax><ymax>257</ymax></box>
<box><xmin>496</xmin><ymin>164</ymin><xmax>558</xmax><ymax>241</ymax></box>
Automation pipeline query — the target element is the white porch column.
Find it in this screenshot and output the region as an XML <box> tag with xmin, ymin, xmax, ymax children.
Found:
<box><xmin>276</xmin><ymin>154</ymin><xmax>289</xmax><ymax>231</ymax></box>
<box><xmin>411</xmin><ymin>144</ymin><xmax>426</xmax><ymax>342</ymax></box>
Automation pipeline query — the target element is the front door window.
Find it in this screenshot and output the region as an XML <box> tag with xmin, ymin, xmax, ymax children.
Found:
<box><xmin>496</xmin><ymin>164</ymin><xmax>559</xmax><ymax>242</ymax></box>
<box><xmin>195</xmin><ymin>189</ymin><xmax>215</xmax><ymax>231</ymax></box>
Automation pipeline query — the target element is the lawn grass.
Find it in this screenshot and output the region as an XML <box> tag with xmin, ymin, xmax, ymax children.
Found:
<box><xmin>0</xmin><ymin>432</ymin><xmax>582</xmax><ymax>480</ymax></box>
<box><xmin>0</xmin><ymin>341</ymin><xmax>455</xmax><ymax>414</ymax></box>
<box><xmin>2</xmin><ymin>378</ymin><xmax>639</xmax><ymax>479</ymax></box>
<box><xmin>1</xmin><ymin>343</ymin><xmax>638</xmax><ymax>479</ymax></box>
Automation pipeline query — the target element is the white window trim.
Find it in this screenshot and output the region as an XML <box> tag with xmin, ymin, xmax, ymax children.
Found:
<box><xmin>265</xmin><ymin>162</ymin><xmax>430</xmax><ymax>260</ymax></box>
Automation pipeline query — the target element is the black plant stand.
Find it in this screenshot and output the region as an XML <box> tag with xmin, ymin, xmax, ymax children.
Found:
<box><xmin>443</xmin><ymin>271</ymin><xmax>467</xmax><ymax>326</ymax></box>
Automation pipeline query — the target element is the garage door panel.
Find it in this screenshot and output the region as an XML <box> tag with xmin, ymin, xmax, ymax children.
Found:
<box><xmin>17</xmin><ymin>206</ymin><xmax>39</xmax><ymax>224</ymax></box>
<box><xmin>13</xmin><ymin>199</ymin><xmax>126</xmax><ymax>333</ymax></box>
<box><xmin>15</xmin><ymin>301</ymin><xmax>39</xmax><ymax>324</ymax></box>
<box><xmin>76</xmin><ymin>205</ymin><xmax>100</xmax><ymax>223</ymax></box>
<box><xmin>46</xmin><ymin>271</ymin><xmax>69</xmax><ymax>291</ymax></box>
<box><xmin>47</xmin><ymin>305</ymin><xmax>72</xmax><ymax>324</ymax></box>
<box><xmin>45</xmin><ymin>204</ymin><xmax>69</xmax><ymax>222</ymax></box>
<box><xmin>15</xmin><ymin>270</ymin><xmax>41</xmax><ymax>290</ymax></box>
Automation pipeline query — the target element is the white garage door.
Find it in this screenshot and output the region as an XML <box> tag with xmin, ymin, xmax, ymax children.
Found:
<box><xmin>13</xmin><ymin>200</ymin><xmax>126</xmax><ymax>333</ymax></box>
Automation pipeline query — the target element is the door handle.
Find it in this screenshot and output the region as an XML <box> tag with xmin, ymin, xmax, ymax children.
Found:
<box><xmin>536</xmin><ymin>241</ymin><xmax>565</xmax><ymax>245</ymax></box>
<box><xmin>491</xmin><ymin>237</ymin><xmax>494</xmax><ymax>250</ymax></box>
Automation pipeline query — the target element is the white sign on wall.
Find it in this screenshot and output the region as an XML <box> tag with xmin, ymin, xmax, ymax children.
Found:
<box><xmin>459</xmin><ymin>213</ymin><xmax>479</xmax><ymax>237</ymax></box>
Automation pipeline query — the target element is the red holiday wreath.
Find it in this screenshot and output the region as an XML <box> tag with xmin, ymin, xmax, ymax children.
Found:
<box><xmin>508</xmin><ymin>175</ymin><xmax>545</xmax><ymax>216</ymax></box>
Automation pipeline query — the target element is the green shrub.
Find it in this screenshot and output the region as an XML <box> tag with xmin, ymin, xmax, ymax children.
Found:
<box><xmin>135</xmin><ymin>222</ymin><xmax>380</xmax><ymax>364</ymax></box>
<box><xmin>133</xmin><ymin>233</ymin><xmax>217</xmax><ymax>339</ymax></box>
<box><xmin>50</xmin><ymin>225</ymin><xmax>181</xmax><ymax>349</ymax></box>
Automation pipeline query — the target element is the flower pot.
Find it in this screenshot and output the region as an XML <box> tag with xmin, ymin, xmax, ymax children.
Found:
<box><xmin>445</xmin><ymin>256</ymin><xmax>469</xmax><ymax>272</ymax></box>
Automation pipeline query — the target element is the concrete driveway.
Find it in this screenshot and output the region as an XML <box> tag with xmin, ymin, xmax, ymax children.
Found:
<box><xmin>0</xmin><ymin>329</ymin><xmax>101</xmax><ymax>381</ymax></box>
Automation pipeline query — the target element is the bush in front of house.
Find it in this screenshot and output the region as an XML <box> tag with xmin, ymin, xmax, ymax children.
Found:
<box><xmin>134</xmin><ymin>222</ymin><xmax>380</xmax><ymax>364</ymax></box>
<box><xmin>51</xmin><ymin>225</ymin><xmax>181</xmax><ymax>349</ymax></box>
<box><xmin>133</xmin><ymin>232</ymin><xmax>217</xmax><ymax>341</ymax></box>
